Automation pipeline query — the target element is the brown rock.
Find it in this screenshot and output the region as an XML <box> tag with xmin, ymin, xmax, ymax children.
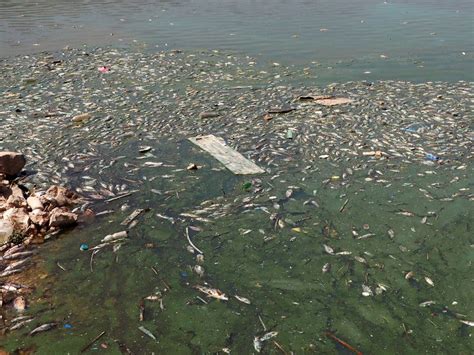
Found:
<box><xmin>0</xmin><ymin>152</ymin><xmax>26</xmax><ymax>176</ymax></box>
<box><xmin>6</xmin><ymin>194</ymin><xmax>26</xmax><ymax>208</ymax></box>
<box><xmin>44</xmin><ymin>186</ymin><xmax>79</xmax><ymax>207</ymax></box>
<box><xmin>3</xmin><ymin>208</ymin><xmax>30</xmax><ymax>232</ymax></box>
<box><xmin>29</xmin><ymin>210</ymin><xmax>49</xmax><ymax>227</ymax></box>
<box><xmin>0</xmin><ymin>220</ymin><xmax>14</xmax><ymax>245</ymax></box>
<box><xmin>13</xmin><ymin>296</ymin><xmax>27</xmax><ymax>311</ymax></box>
<box><xmin>49</xmin><ymin>207</ymin><xmax>77</xmax><ymax>228</ymax></box>
<box><xmin>26</xmin><ymin>196</ymin><xmax>44</xmax><ymax>211</ymax></box>
<box><xmin>78</xmin><ymin>208</ymin><xmax>95</xmax><ymax>223</ymax></box>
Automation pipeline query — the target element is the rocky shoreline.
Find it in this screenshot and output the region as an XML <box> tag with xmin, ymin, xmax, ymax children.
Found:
<box><xmin>1</xmin><ymin>152</ymin><xmax>91</xmax><ymax>325</ymax></box>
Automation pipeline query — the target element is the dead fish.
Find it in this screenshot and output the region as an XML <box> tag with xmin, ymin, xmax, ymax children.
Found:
<box><xmin>102</xmin><ymin>231</ymin><xmax>128</xmax><ymax>243</ymax></box>
<box><xmin>459</xmin><ymin>320</ymin><xmax>474</xmax><ymax>327</ymax></box>
<box><xmin>3</xmin><ymin>258</ymin><xmax>31</xmax><ymax>272</ymax></box>
<box><xmin>156</xmin><ymin>213</ymin><xmax>175</xmax><ymax>224</ymax></box>
<box><xmin>425</xmin><ymin>276</ymin><xmax>435</xmax><ymax>287</ymax></box>
<box><xmin>387</xmin><ymin>229</ymin><xmax>395</xmax><ymax>239</ymax></box>
<box><xmin>199</xmin><ymin>111</ymin><xmax>220</xmax><ymax>119</ymax></box>
<box><xmin>362</xmin><ymin>284</ymin><xmax>373</xmax><ymax>297</ymax></box>
<box><xmin>1</xmin><ymin>283</ymin><xmax>20</xmax><ymax>292</ymax></box>
<box><xmin>187</xmin><ymin>163</ymin><xmax>199</xmax><ymax>170</ymax></box>
<box><xmin>322</xmin><ymin>263</ymin><xmax>331</xmax><ymax>273</ymax></box>
<box><xmin>2</xmin><ymin>251</ymin><xmax>36</xmax><ymax>260</ymax></box>
<box><xmin>375</xmin><ymin>283</ymin><xmax>388</xmax><ymax>295</ymax></box>
<box><xmin>323</xmin><ymin>244</ymin><xmax>334</xmax><ymax>255</ymax></box>
<box><xmin>254</xmin><ymin>331</ymin><xmax>278</xmax><ymax>352</ymax></box>
<box><xmin>194</xmin><ymin>285</ymin><xmax>228</xmax><ymax>301</ymax></box>
<box><xmin>143</xmin><ymin>162</ymin><xmax>164</xmax><ymax>167</ymax></box>
<box><xmin>145</xmin><ymin>295</ymin><xmax>161</xmax><ymax>301</ymax></box>
<box><xmin>336</xmin><ymin>251</ymin><xmax>352</xmax><ymax>256</ymax></box>
<box><xmin>29</xmin><ymin>322</ymin><xmax>57</xmax><ymax>336</ymax></box>
<box><xmin>0</xmin><ymin>268</ymin><xmax>25</xmax><ymax>277</ymax></box>
<box><xmin>419</xmin><ymin>300</ymin><xmax>436</xmax><ymax>307</ymax></box>
<box><xmin>95</xmin><ymin>209</ymin><xmax>114</xmax><ymax>216</ymax></box>
<box><xmin>396</xmin><ymin>210</ymin><xmax>415</xmax><ymax>217</ymax></box>
<box><xmin>138</xmin><ymin>326</ymin><xmax>158</xmax><ymax>342</ymax></box>
<box><xmin>234</xmin><ymin>295</ymin><xmax>251</xmax><ymax>304</ymax></box>
<box><xmin>354</xmin><ymin>256</ymin><xmax>367</xmax><ymax>264</ymax></box>
<box><xmin>268</xmin><ymin>107</ymin><xmax>295</xmax><ymax>114</ymax></box>
<box><xmin>139</xmin><ymin>146</ymin><xmax>152</xmax><ymax>153</ymax></box>
<box><xmin>10</xmin><ymin>317</ymin><xmax>35</xmax><ymax>331</ymax></box>
<box><xmin>10</xmin><ymin>315</ymin><xmax>32</xmax><ymax>323</ymax></box>
<box><xmin>356</xmin><ymin>233</ymin><xmax>375</xmax><ymax>240</ymax></box>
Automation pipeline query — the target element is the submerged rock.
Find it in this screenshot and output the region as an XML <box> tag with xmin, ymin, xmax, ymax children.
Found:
<box><xmin>0</xmin><ymin>152</ymin><xmax>26</xmax><ymax>176</ymax></box>
<box><xmin>49</xmin><ymin>207</ymin><xmax>78</xmax><ymax>228</ymax></box>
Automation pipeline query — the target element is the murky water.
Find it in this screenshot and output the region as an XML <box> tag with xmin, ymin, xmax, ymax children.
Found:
<box><xmin>1</xmin><ymin>0</ymin><xmax>473</xmax><ymax>82</ymax></box>
<box><xmin>0</xmin><ymin>1</ymin><xmax>473</xmax><ymax>353</ymax></box>
<box><xmin>0</xmin><ymin>46</ymin><xmax>472</xmax><ymax>352</ymax></box>
<box><xmin>2</xmin><ymin>137</ymin><xmax>473</xmax><ymax>353</ymax></box>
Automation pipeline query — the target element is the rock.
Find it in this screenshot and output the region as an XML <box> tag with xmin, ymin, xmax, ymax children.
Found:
<box><xmin>7</xmin><ymin>194</ymin><xmax>26</xmax><ymax>208</ymax></box>
<box><xmin>72</xmin><ymin>113</ymin><xmax>91</xmax><ymax>123</ymax></box>
<box><xmin>27</xmin><ymin>196</ymin><xmax>44</xmax><ymax>211</ymax></box>
<box><xmin>13</xmin><ymin>296</ymin><xmax>27</xmax><ymax>311</ymax></box>
<box><xmin>3</xmin><ymin>208</ymin><xmax>30</xmax><ymax>232</ymax></box>
<box><xmin>49</xmin><ymin>207</ymin><xmax>77</xmax><ymax>228</ymax></box>
<box><xmin>44</xmin><ymin>186</ymin><xmax>79</xmax><ymax>207</ymax></box>
<box><xmin>29</xmin><ymin>210</ymin><xmax>49</xmax><ymax>227</ymax></box>
<box><xmin>0</xmin><ymin>152</ymin><xmax>26</xmax><ymax>176</ymax></box>
<box><xmin>0</xmin><ymin>220</ymin><xmax>14</xmax><ymax>245</ymax></box>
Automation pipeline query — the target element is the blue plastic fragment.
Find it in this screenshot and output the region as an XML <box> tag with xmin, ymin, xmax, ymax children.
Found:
<box><xmin>425</xmin><ymin>153</ymin><xmax>440</xmax><ymax>161</ymax></box>
<box><xmin>80</xmin><ymin>243</ymin><xmax>89</xmax><ymax>251</ymax></box>
<box><xmin>180</xmin><ymin>271</ymin><xmax>189</xmax><ymax>279</ymax></box>
<box><xmin>64</xmin><ymin>323</ymin><xmax>73</xmax><ymax>329</ymax></box>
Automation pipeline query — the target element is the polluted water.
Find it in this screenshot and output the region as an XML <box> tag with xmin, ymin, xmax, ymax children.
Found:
<box><xmin>0</xmin><ymin>47</ymin><xmax>472</xmax><ymax>353</ymax></box>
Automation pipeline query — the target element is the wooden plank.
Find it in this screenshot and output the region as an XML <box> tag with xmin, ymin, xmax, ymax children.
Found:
<box><xmin>188</xmin><ymin>135</ymin><xmax>264</xmax><ymax>175</ymax></box>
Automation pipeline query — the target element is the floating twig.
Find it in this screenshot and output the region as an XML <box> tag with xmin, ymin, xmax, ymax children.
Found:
<box><xmin>273</xmin><ymin>340</ymin><xmax>288</xmax><ymax>355</ymax></box>
<box><xmin>81</xmin><ymin>330</ymin><xmax>106</xmax><ymax>353</ymax></box>
<box><xmin>105</xmin><ymin>190</ymin><xmax>138</xmax><ymax>203</ymax></box>
<box><xmin>325</xmin><ymin>331</ymin><xmax>363</xmax><ymax>355</ymax></box>
<box><xmin>151</xmin><ymin>267</ymin><xmax>172</xmax><ymax>290</ymax></box>
<box><xmin>339</xmin><ymin>199</ymin><xmax>349</xmax><ymax>212</ymax></box>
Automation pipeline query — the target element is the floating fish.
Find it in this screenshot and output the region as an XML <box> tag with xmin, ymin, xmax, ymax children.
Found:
<box><xmin>253</xmin><ymin>331</ymin><xmax>278</xmax><ymax>353</ymax></box>
<box><xmin>194</xmin><ymin>285</ymin><xmax>228</xmax><ymax>301</ymax></box>
<box><xmin>29</xmin><ymin>322</ymin><xmax>57</xmax><ymax>336</ymax></box>
<box><xmin>234</xmin><ymin>295</ymin><xmax>251</xmax><ymax>304</ymax></box>
<box><xmin>138</xmin><ymin>326</ymin><xmax>158</xmax><ymax>342</ymax></box>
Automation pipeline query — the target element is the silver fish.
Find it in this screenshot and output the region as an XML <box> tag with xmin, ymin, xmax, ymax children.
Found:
<box><xmin>138</xmin><ymin>326</ymin><xmax>158</xmax><ymax>342</ymax></box>
<box><xmin>29</xmin><ymin>322</ymin><xmax>57</xmax><ymax>336</ymax></box>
